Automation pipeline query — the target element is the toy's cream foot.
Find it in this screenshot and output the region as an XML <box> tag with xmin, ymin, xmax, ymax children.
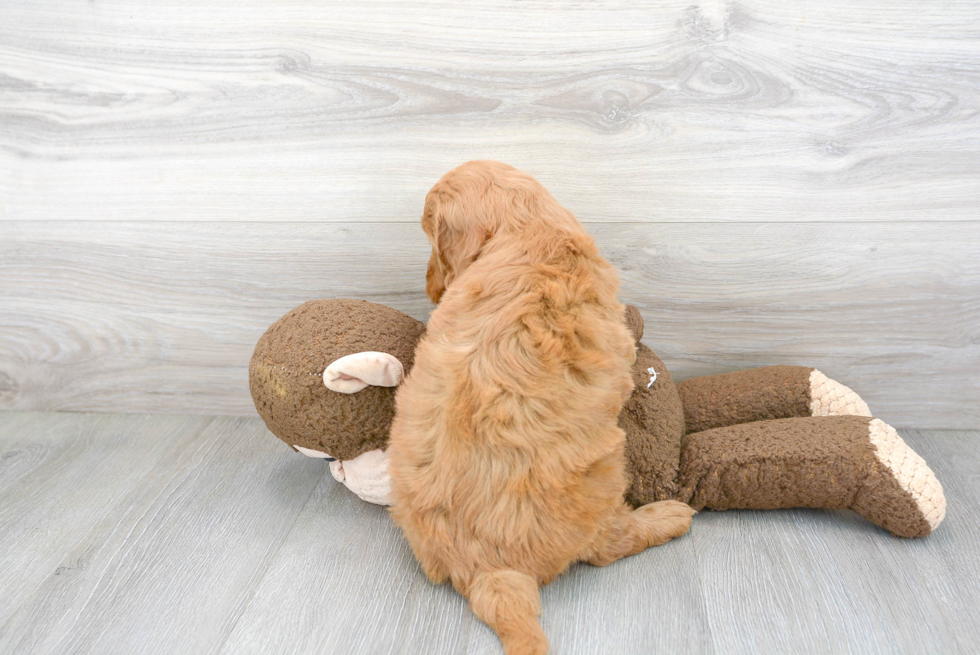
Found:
<box><xmin>808</xmin><ymin>369</ymin><xmax>871</xmax><ymax>417</ymax></box>
<box><xmin>853</xmin><ymin>419</ymin><xmax>946</xmax><ymax>537</ymax></box>
<box><xmin>293</xmin><ymin>445</ymin><xmax>393</xmax><ymax>506</ymax></box>
<box><xmin>677</xmin><ymin>416</ymin><xmax>946</xmax><ymax>537</ymax></box>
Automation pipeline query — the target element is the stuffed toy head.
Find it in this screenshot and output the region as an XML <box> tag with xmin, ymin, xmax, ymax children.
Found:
<box><xmin>249</xmin><ymin>299</ymin><xmax>425</xmax><ymax>504</ymax></box>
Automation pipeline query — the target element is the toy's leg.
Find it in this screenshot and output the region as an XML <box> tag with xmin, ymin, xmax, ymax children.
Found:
<box><xmin>579</xmin><ymin>500</ymin><xmax>694</xmax><ymax>567</ymax></box>
<box><xmin>464</xmin><ymin>570</ymin><xmax>548</xmax><ymax>655</ymax></box>
<box><xmin>677</xmin><ymin>416</ymin><xmax>945</xmax><ymax>537</ymax></box>
<box><xmin>676</xmin><ymin>366</ymin><xmax>870</xmax><ymax>434</ymax></box>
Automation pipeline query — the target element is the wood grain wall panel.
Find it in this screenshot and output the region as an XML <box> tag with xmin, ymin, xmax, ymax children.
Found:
<box><xmin>0</xmin><ymin>1</ymin><xmax>977</xmax><ymax>425</ymax></box>
<box><xmin>1</xmin><ymin>220</ymin><xmax>976</xmax><ymax>427</ymax></box>
<box><xmin>1</xmin><ymin>1</ymin><xmax>978</xmax><ymax>223</ymax></box>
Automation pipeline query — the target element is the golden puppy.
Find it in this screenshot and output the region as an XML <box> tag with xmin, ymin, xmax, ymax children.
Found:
<box><xmin>388</xmin><ymin>161</ymin><xmax>694</xmax><ymax>655</ymax></box>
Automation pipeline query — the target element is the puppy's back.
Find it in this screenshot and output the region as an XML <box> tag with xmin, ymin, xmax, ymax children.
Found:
<box><xmin>389</xmin><ymin>237</ymin><xmax>636</xmax><ymax>587</ymax></box>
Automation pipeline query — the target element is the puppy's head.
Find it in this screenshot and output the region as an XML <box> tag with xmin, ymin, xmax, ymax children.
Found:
<box><xmin>422</xmin><ymin>161</ymin><xmax>576</xmax><ymax>303</ymax></box>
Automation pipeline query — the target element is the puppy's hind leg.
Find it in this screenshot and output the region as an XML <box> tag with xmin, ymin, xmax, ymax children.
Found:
<box><xmin>581</xmin><ymin>501</ymin><xmax>695</xmax><ymax>567</ymax></box>
<box><xmin>465</xmin><ymin>570</ymin><xmax>548</xmax><ymax>655</ymax></box>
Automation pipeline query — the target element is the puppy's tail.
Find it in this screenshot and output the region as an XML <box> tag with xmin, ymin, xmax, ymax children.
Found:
<box><xmin>466</xmin><ymin>570</ymin><xmax>548</xmax><ymax>655</ymax></box>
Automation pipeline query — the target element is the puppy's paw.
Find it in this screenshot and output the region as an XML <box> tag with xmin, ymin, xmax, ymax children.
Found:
<box><xmin>635</xmin><ymin>500</ymin><xmax>695</xmax><ymax>546</ymax></box>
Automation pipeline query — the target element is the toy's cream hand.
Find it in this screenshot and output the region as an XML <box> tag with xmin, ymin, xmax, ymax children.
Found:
<box><xmin>328</xmin><ymin>449</ymin><xmax>393</xmax><ymax>506</ymax></box>
<box><xmin>293</xmin><ymin>445</ymin><xmax>393</xmax><ymax>505</ymax></box>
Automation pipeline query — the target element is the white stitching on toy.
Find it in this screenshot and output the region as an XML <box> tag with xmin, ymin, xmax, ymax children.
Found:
<box><xmin>646</xmin><ymin>367</ymin><xmax>658</xmax><ymax>389</ymax></box>
<box><xmin>273</xmin><ymin>364</ymin><xmax>322</xmax><ymax>377</ymax></box>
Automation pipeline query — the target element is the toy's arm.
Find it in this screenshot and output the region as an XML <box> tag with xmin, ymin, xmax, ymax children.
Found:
<box><xmin>676</xmin><ymin>416</ymin><xmax>945</xmax><ymax>538</ymax></box>
<box><xmin>676</xmin><ymin>366</ymin><xmax>871</xmax><ymax>434</ymax></box>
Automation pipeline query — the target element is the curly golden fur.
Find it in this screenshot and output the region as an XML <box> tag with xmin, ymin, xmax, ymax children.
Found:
<box><xmin>388</xmin><ymin>161</ymin><xmax>694</xmax><ymax>655</ymax></box>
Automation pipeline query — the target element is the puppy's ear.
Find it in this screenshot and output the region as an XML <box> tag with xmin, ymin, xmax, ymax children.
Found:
<box><xmin>421</xmin><ymin>194</ymin><xmax>442</xmax><ymax>244</ymax></box>
<box><xmin>424</xmin><ymin>189</ymin><xmax>493</xmax><ymax>294</ymax></box>
<box><xmin>440</xmin><ymin>222</ymin><xmax>494</xmax><ymax>280</ymax></box>
<box><xmin>423</xmin><ymin>193</ymin><xmax>452</xmax><ymax>302</ymax></box>
<box><xmin>425</xmin><ymin>253</ymin><xmax>446</xmax><ymax>304</ymax></box>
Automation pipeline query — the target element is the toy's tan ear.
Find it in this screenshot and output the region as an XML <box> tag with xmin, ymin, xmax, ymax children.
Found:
<box><xmin>624</xmin><ymin>304</ymin><xmax>644</xmax><ymax>343</ymax></box>
<box><xmin>323</xmin><ymin>351</ymin><xmax>404</xmax><ymax>394</ymax></box>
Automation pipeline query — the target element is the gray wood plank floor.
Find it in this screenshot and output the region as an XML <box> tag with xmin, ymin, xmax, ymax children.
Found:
<box><xmin>0</xmin><ymin>412</ymin><xmax>975</xmax><ymax>654</ymax></box>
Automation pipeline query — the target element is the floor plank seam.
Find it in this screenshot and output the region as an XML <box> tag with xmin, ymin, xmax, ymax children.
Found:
<box><xmin>686</xmin><ymin>528</ymin><xmax>717</xmax><ymax>655</ymax></box>
<box><xmin>47</xmin><ymin>416</ymin><xmax>223</xmax><ymax>655</ymax></box>
<box><xmin>2</xmin><ymin>415</ymin><xmax>976</xmax><ymax>653</ymax></box>
<box><xmin>212</xmin><ymin>461</ymin><xmax>331</xmax><ymax>655</ymax></box>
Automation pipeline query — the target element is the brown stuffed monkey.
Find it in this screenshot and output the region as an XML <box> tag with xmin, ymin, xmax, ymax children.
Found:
<box><xmin>250</xmin><ymin>299</ymin><xmax>945</xmax><ymax>538</ymax></box>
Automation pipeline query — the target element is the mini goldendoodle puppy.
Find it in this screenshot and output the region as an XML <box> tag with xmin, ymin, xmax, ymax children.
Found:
<box><xmin>388</xmin><ymin>161</ymin><xmax>694</xmax><ymax>655</ymax></box>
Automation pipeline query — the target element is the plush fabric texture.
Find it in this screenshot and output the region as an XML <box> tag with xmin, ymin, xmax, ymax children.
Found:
<box><xmin>620</xmin><ymin>343</ymin><xmax>685</xmax><ymax>506</ymax></box>
<box><xmin>249</xmin><ymin>299</ymin><xmax>426</xmax><ymax>461</ymax></box>
<box><xmin>676</xmin><ymin>365</ymin><xmax>814</xmax><ymax>434</ymax></box>
<box><xmin>677</xmin><ymin>415</ymin><xmax>936</xmax><ymax>537</ymax></box>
